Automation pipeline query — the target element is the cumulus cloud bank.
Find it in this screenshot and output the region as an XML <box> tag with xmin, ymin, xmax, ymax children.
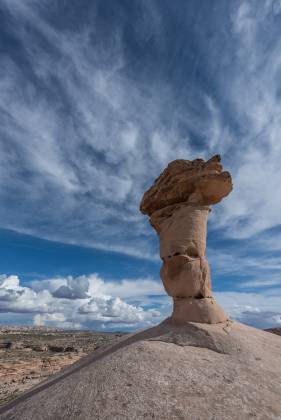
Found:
<box><xmin>1</xmin><ymin>273</ymin><xmax>280</xmax><ymax>330</ymax></box>
<box><xmin>0</xmin><ymin>274</ymin><xmax>163</xmax><ymax>330</ymax></box>
<box><xmin>216</xmin><ymin>290</ymin><xmax>281</xmax><ymax>329</ymax></box>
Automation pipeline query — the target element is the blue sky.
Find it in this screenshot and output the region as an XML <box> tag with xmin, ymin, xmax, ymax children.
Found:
<box><xmin>0</xmin><ymin>0</ymin><xmax>281</xmax><ymax>330</ymax></box>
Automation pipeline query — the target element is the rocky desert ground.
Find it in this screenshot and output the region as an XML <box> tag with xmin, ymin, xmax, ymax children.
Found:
<box><xmin>1</xmin><ymin>320</ymin><xmax>280</xmax><ymax>420</ymax></box>
<box><xmin>0</xmin><ymin>324</ymin><xmax>280</xmax><ymax>411</ymax></box>
<box><xmin>0</xmin><ymin>326</ymin><xmax>124</xmax><ymax>406</ymax></box>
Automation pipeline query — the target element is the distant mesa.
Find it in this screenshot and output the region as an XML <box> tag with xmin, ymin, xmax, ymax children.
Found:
<box><xmin>140</xmin><ymin>154</ymin><xmax>232</xmax><ymax>324</ymax></box>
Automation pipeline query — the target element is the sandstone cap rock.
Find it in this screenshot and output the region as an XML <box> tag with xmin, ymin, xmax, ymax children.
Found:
<box><xmin>140</xmin><ymin>154</ymin><xmax>232</xmax><ymax>215</ymax></box>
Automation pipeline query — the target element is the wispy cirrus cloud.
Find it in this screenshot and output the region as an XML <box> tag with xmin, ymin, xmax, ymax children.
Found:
<box><xmin>237</xmin><ymin>278</ymin><xmax>281</xmax><ymax>288</ymax></box>
<box><xmin>0</xmin><ymin>0</ymin><xmax>198</xmax><ymax>260</ymax></box>
<box><xmin>0</xmin><ymin>0</ymin><xmax>234</xmax><ymax>259</ymax></box>
<box><xmin>215</xmin><ymin>0</ymin><xmax>281</xmax><ymax>239</ymax></box>
<box><xmin>0</xmin><ymin>0</ymin><xmax>281</xmax><ymax>302</ymax></box>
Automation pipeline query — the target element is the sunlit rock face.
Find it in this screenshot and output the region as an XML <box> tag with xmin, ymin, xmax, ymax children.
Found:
<box><xmin>140</xmin><ymin>155</ymin><xmax>233</xmax><ymax>324</ymax></box>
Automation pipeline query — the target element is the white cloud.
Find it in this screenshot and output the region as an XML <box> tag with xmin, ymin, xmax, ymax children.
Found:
<box><xmin>0</xmin><ymin>0</ymin><xmax>228</xmax><ymax>261</ymax></box>
<box><xmin>78</xmin><ymin>296</ymin><xmax>159</xmax><ymax>326</ymax></box>
<box><xmin>1</xmin><ymin>273</ymin><xmax>281</xmax><ymax>329</ymax></box>
<box><xmin>9</xmin><ymin>0</ymin><xmax>276</xmax><ymax>254</ymax></box>
<box><xmin>208</xmin><ymin>248</ymin><xmax>281</xmax><ymax>276</ymax></box>
<box><xmin>0</xmin><ymin>274</ymin><xmax>163</xmax><ymax>330</ymax></box>
<box><xmin>215</xmin><ymin>289</ymin><xmax>281</xmax><ymax>328</ymax></box>
<box><xmin>237</xmin><ymin>278</ymin><xmax>281</xmax><ymax>288</ymax></box>
<box><xmin>214</xmin><ymin>0</ymin><xmax>281</xmax><ymax>240</ymax></box>
<box><xmin>0</xmin><ymin>274</ymin><xmax>57</xmax><ymax>313</ymax></box>
<box><xmin>31</xmin><ymin>275</ymin><xmax>164</xmax><ymax>299</ymax></box>
<box><xmin>1</xmin><ymin>0</ymin><xmax>280</xmax><ymax>249</ymax></box>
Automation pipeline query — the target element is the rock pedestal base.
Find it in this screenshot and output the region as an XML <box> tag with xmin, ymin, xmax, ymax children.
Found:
<box><xmin>172</xmin><ymin>297</ymin><xmax>228</xmax><ymax>324</ymax></box>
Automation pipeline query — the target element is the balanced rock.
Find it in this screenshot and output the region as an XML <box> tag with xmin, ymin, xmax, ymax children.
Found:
<box><xmin>140</xmin><ymin>155</ymin><xmax>232</xmax><ymax>323</ymax></box>
<box><xmin>1</xmin><ymin>156</ymin><xmax>280</xmax><ymax>420</ymax></box>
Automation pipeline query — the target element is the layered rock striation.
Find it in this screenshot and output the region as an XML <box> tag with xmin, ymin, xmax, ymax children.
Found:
<box><xmin>140</xmin><ymin>155</ymin><xmax>232</xmax><ymax>323</ymax></box>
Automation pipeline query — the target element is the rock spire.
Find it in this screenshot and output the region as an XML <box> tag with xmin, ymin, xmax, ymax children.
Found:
<box><xmin>140</xmin><ymin>154</ymin><xmax>232</xmax><ymax>323</ymax></box>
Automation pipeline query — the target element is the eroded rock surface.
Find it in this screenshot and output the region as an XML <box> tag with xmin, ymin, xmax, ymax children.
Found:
<box><xmin>1</xmin><ymin>321</ymin><xmax>280</xmax><ymax>420</ymax></box>
<box><xmin>140</xmin><ymin>155</ymin><xmax>232</xmax><ymax>323</ymax></box>
<box><xmin>140</xmin><ymin>154</ymin><xmax>232</xmax><ymax>215</ymax></box>
<box><xmin>0</xmin><ymin>327</ymin><xmax>123</xmax><ymax>406</ymax></box>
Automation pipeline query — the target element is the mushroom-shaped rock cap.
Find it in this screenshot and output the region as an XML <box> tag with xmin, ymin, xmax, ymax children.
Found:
<box><xmin>140</xmin><ymin>155</ymin><xmax>232</xmax><ymax>215</ymax></box>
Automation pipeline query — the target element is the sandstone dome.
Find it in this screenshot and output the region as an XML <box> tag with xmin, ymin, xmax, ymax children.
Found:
<box><xmin>0</xmin><ymin>319</ymin><xmax>280</xmax><ymax>420</ymax></box>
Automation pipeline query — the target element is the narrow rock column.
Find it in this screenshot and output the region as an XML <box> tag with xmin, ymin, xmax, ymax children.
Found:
<box><xmin>140</xmin><ymin>155</ymin><xmax>232</xmax><ymax>324</ymax></box>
